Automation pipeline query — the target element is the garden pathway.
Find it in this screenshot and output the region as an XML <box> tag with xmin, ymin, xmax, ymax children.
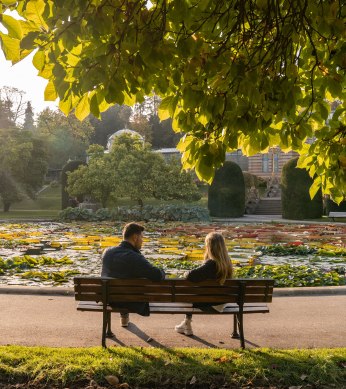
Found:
<box><xmin>1</xmin><ymin>291</ymin><xmax>345</xmax><ymax>349</ymax></box>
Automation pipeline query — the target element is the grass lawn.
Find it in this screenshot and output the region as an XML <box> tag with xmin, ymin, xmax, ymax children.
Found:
<box><xmin>0</xmin><ymin>346</ymin><xmax>345</xmax><ymax>388</ymax></box>
<box><xmin>9</xmin><ymin>185</ymin><xmax>62</xmax><ymax>211</ymax></box>
<box><xmin>0</xmin><ymin>185</ymin><xmax>61</xmax><ymax>220</ymax></box>
<box><xmin>0</xmin><ymin>210</ymin><xmax>60</xmax><ymax>219</ymax></box>
<box><xmin>0</xmin><ymin>184</ymin><xmax>209</xmax><ymax>221</ymax></box>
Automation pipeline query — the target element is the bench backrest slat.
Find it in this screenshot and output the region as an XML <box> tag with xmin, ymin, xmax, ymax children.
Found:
<box><xmin>108</xmin><ymin>286</ymin><xmax>172</xmax><ymax>294</ymax></box>
<box><xmin>75</xmin><ymin>285</ymin><xmax>103</xmax><ymax>293</ymax></box>
<box><xmin>77</xmin><ymin>294</ymin><xmax>104</xmax><ymax>301</ymax></box>
<box><xmin>74</xmin><ymin>277</ymin><xmax>274</xmax><ymax>305</ymax></box>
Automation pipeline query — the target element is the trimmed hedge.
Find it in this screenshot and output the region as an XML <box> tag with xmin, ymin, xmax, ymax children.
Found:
<box><xmin>61</xmin><ymin>160</ymin><xmax>85</xmax><ymax>210</ymax></box>
<box><xmin>208</xmin><ymin>161</ymin><xmax>245</xmax><ymax>217</ymax></box>
<box><xmin>59</xmin><ymin>205</ymin><xmax>210</xmax><ymax>222</ymax></box>
<box><xmin>281</xmin><ymin>157</ymin><xmax>323</xmax><ymax>220</ymax></box>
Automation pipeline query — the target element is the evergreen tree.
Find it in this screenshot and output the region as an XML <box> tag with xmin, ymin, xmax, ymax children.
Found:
<box><xmin>89</xmin><ymin>105</ymin><xmax>132</xmax><ymax>147</ymax></box>
<box><xmin>150</xmin><ymin>116</ymin><xmax>181</xmax><ymax>149</ymax></box>
<box><xmin>22</xmin><ymin>101</ymin><xmax>35</xmax><ymax>131</ymax></box>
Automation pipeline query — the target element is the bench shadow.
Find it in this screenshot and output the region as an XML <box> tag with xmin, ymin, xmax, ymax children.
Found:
<box><xmin>105</xmin><ymin>320</ymin><xmax>260</xmax><ymax>349</ymax></box>
<box><xmin>107</xmin><ymin>335</ymin><xmax>126</xmax><ymax>347</ymax></box>
<box><xmin>190</xmin><ymin>335</ymin><xmax>220</xmax><ymax>348</ymax></box>
<box><xmin>244</xmin><ymin>339</ymin><xmax>260</xmax><ymax>348</ymax></box>
<box><xmin>124</xmin><ymin>323</ymin><xmax>166</xmax><ymax>348</ymax></box>
<box><xmin>190</xmin><ymin>335</ymin><xmax>260</xmax><ymax>348</ymax></box>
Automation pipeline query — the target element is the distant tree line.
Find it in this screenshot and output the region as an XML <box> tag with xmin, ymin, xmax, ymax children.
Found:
<box><xmin>0</xmin><ymin>88</ymin><xmax>182</xmax><ymax>211</ymax></box>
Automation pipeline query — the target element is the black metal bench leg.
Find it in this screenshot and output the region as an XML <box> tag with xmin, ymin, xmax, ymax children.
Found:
<box><xmin>231</xmin><ymin>314</ymin><xmax>240</xmax><ymax>339</ymax></box>
<box><xmin>102</xmin><ymin>309</ymin><xmax>107</xmax><ymax>348</ymax></box>
<box><xmin>106</xmin><ymin>311</ymin><xmax>115</xmax><ymax>338</ymax></box>
<box><xmin>238</xmin><ymin>313</ymin><xmax>245</xmax><ymax>349</ymax></box>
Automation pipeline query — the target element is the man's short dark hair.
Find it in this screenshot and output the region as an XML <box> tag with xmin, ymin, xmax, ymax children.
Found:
<box><xmin>123</xmin><ymin>222</ymin><xmax>144</xmax><ymax>240</ymax></box>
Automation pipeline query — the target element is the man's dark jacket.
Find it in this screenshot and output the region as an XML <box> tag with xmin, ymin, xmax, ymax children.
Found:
<box><xmin>101</xmin><ymin>240</ymin><xmax>165</xmax><ymax>316</ymax></box>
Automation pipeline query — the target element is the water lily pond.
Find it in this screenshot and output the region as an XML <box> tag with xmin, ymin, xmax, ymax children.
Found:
<box><xmin>0</xmin><ymin>221</ymin><xmax>345</xmax><ymax>288</ymax></box>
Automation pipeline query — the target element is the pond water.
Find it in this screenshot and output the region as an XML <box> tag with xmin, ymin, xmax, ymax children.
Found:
<box><xmin>0</xmin><ymin>221</ymin><xmax>345</xmax><ymax>287</ymax></box>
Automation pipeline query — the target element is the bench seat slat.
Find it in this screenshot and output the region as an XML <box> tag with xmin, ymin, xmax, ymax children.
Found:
<box><xmin>149</xmin><ymin>306</ymin><xmax>270</xmax><ymax>314</ymax></box>
<box><xmin>106</xmin><ymin>295</ymin><xmax>239</xmax><ymax>303</ymax></box>
<box><xmin>75</xmin><ymin>294</ymin><xmax>272</xmax><ymax>303</ymax></box>
<box><xmin>329</xmin><ymin>212</ymin><xmax>346</xmax><ymax>217</ymax></box>
<box><xmin>76</xmin><ymin>301</ymin><xmax>269</xmax><ymax>314</ymax></box>
<box><xmin>149</xmin><ymin>302</ymin><xmax>267</xmax><ymax>308</ymax></box>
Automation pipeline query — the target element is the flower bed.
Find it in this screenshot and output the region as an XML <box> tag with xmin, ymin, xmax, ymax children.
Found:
<box><xmin>0</xmin><ymin>221</ymin><xmax>345</xmax><ymax>287</ymax></box>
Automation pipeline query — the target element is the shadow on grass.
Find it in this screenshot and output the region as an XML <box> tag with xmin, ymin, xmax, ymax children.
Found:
<box><xmin>0</xmin><ymin>345</ymin><xmax>344</xmax><ymax>388</ymax></box>
<box><xmin>103</xmin><ymin>346</ymin><xmax>346</xmax><ymax>388</ymax></box>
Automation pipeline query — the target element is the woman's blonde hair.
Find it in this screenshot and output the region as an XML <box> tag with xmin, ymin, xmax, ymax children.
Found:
<box><xmin>204</xmin><ymin>232</ymin><xmax>233</xmax><ymax>284</ymax></box>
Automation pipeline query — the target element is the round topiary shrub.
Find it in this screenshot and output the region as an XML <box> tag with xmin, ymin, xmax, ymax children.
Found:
<box><xmin>61</xmin><ymin>160</ymin><xmax>85</xmax><ymax>209</ymax></box>
<box><xmin>281</xmin><ymin>157</ymin><xmax>323</xmax><ymax>220</ymax></box>
<box><xmin>208</xmin><ymin>161</ymin><xmax>245</xmax><ymax>217</ymax></box>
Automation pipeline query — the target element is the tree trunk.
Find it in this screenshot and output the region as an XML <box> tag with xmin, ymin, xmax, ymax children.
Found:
<box><xmin>3</xmin><ymin>202</ymin><xmax>11</xmax><ymax>212</ymax></box>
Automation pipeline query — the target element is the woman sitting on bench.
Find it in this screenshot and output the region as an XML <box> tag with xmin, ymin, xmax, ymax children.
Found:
<box><xmin>175</xmin><ymin>232</ymin><xmax>233</xmax><ymax>336</ymax></box>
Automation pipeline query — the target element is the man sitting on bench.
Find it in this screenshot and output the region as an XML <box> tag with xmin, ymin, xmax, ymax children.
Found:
<box><xmin>101</xmin><ymin>222</ymin><xmax>165</xmax><ymax>327</ymax></box>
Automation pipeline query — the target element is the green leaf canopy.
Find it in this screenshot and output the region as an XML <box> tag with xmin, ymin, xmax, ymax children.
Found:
<box><xmin>0</xmin><ymin>0</ymin><xmax>345</xmax><ymax>201</ymax></box>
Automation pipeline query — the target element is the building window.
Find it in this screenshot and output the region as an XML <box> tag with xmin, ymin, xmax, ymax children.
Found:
<box><xmin>273</xmin><ymin>153</ymin><xmax>279</xmax><ymax>173</ymax></box>
<box><xmin>262</xmin><ymin>154</ymin><xmax>269</xmax><ymax>172</ymax></box>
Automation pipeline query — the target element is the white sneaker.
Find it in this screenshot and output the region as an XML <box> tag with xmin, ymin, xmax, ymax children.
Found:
<box><xmin>175</xmin><ymin>318</ymin><xmax>193</xmax><ymax>336</ymax></box>
<box><xmin>120</xmin><ymin>314</ymin><xmax>129</xmax><ymax>327</ymax></box>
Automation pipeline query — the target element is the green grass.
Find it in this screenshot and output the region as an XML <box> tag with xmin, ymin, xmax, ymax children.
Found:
<box><xmin>0</xmin><ymin>184</ymin><xmax>208</xmax><ymax>220</ymax></box>
<box><xmin>0</xmin><ymin>210</ymin><xmax>59</xmax><ymax>220</ymax></box>
<box><xmin>0</xmin><ymin>185</ymin><xmax>61</xmax><ymax>219</ymax></box>
<box><xmin>0</xmin><ymin>346</ymin><xmax>345</xmax><ymax>388</ymax></box>
<box><xmin>10</xmin><ymin>185</ymin><xmax>62</xmax><ymax>211</ymax></box>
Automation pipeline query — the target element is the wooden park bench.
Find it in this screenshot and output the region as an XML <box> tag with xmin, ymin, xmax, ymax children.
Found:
<box><xmin>74</xmin><ymin>277</ymin><xmax>274</xmax><ymax>348</ymax></box>
<box><xmin>329</xmin><ymin>212</ymin><xmax>346</xmax><ymax>221</ymax></box>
